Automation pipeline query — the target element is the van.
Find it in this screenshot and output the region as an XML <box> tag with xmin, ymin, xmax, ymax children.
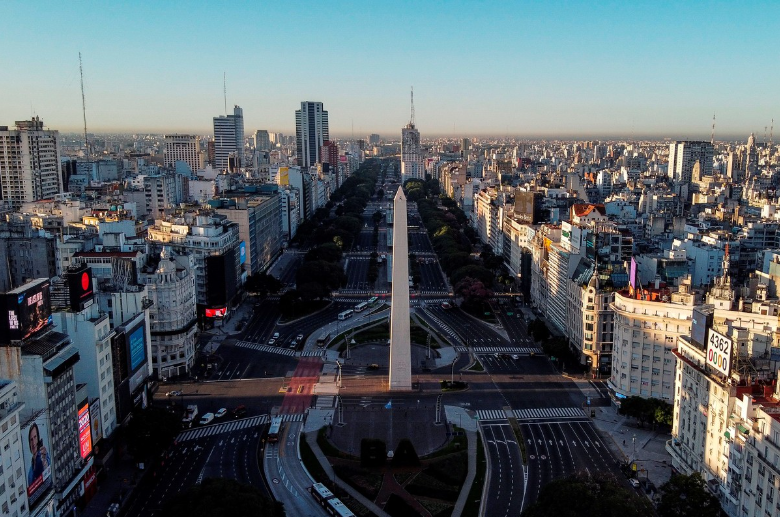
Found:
<box><xmin>199</xmin><ymin>413</ymin><xmax>214</xmax><ymax>425</ymax></box>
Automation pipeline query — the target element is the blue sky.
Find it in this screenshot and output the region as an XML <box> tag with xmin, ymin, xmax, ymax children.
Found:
<box><xmin>1</xmin><ymin>1</ymin><xmax>777</xmax><ymax>139</ymax></box>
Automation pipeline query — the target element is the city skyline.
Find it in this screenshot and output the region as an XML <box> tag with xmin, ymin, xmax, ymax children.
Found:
<box><xmin>1</xmin><ymin>1</ymin><xmax>777</xmax><ymax>139</ymax></box>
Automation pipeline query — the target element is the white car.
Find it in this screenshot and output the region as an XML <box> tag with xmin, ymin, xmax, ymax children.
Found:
<box><xmin>512</xmin><ymin>354</ymin><xmax>519</xmax><ymax>360</ymax></box>
<box><xmin>165</xmin><ymin>390</ymin><xmax>182</xmax><ymax>397</ymax></box>
<box><xmin>199</xmin><ymin>413</ymin><xmax>214</xmax><ymax>425</ymax></box>
<box><xmin>215</xmin><ymin>408</ymin><xmax>228</xmax><ymax>418</ymax></box>
<box><xmin>268</xmin><ymin>338</ymin><xmax>276</xmax><ymax>345</ymax></box>
<box><xmin>629</xmin><ymin>478</ymin><xmax>640</xmax><ymax>488</ymax></box>
<box><xmin>273</xmin><ymin>332</ymin><xmax>280</xmax><ymax>339</ymax></box>
<box><xmin>297</xmin><ymin>334</ymin><xmax>304</xmax><ymax>341</ymax></box>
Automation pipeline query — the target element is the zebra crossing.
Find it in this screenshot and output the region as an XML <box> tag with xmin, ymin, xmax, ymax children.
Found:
<box><xmin>300</xmin><ymin>349</ymin><xmax>328</xmax><ymax>357</ymax></box>
<box><xmin>454</xmin><ymin>346</ymin><xmax>542</xmax><ymax>354</ymax></box>
<box><xmin>315</xmin><ymin>396</ymin><xmax>336</xmax><ymax>409</ymax></box>
<box><xmin>476</xmin><ymin>409</ymin><xmax>509</xmax><ymax>421</ymax></box>
<box><xmin>175</xmin><ymin>414</ymin><xmax>304</xmax><ymax>442</ymax></box>
<box><xmin>234</xmin><ymin>340</ymin><xmax>296</xmax><ymax>356</ymax></box>
<box><xmin>514</xmin><ymin>407</ymin><xmax>586</xmax><ymax>421</ymax></box>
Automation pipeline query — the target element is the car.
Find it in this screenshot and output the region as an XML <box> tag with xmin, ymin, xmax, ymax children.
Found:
<box><xmin>367</xmin><ymin>364</ymin><xmax>380</xmax><ymax>370</ymax></box>
<box><xmin>289</xmin><ymin>342</ymin><xmax>296</xmax><ymax>348</ymax></box>
<box><xmin>199</xmin><ymin>413</ymin><xmax>215</xmax><ymax>425</ymax></box>
<box><xmin>273</xmin><ymin>332</ymin><xmax>280</xmax><ymax>339</ymax></box>
<box><xmin>512</xmin><ymin>354</ymin><xmax>519</xmax><ymax>360</ymax></box>
<box><xmin>215</xmin><ymin>408</ymin><xmax>228</xmax><ymax>418</ymax></box>
<box><xmin>233</xmin><ymin>405</ymin><xmax>247</xmax><ymax>418</ymax></box>
<box><xmin>441</xmin><ymin>302</ymin><xmax>452</xmax><ymax>309</ymax></box>
<box><xmin>268</xmin><ymin>338</ymin><xmax>276</xmax><ymax>345</ymax></box>
<box><xmin>297</xmin><ymin>334</ymin><xmax>304</xmax><ymax>341</ymax></box>
<box><xmin>165</xmin><ymin>390</ymin><xmax>182</xmax><ymax>397</ymax></box>
<box><xmin>629</xmin><ymin>478</ymin><xmax>640</xmax><ymax>488</ymax></box>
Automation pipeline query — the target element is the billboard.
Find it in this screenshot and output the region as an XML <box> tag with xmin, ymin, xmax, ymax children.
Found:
<box><xmin>278</xmin><ymin>167</ymin><xmax>289</xmax><ymax>186</ymax></box>
<box><xmin>239</xmin><ymin>241</ymin><xmax>246</xmax><ymax>265</ymax></box>
<box><xmin>629</xmin><ymin>258</ymin><xmax>638</xmax><ymax>289</ymax></box>
<box><xmin>706</xmin><ymin>328</ymin><xmax>732</xmax><ymax>376</ymax></box>
<box><xmin>206</xmin><ymin>248</ymin><xmax>237</xmax><ymax>307</ymax></box>
<box><xmin>78</xmin><ymin>402</ymin><xmax>93</xmax><ymax>459</ymax></box>
<box><xmin>23</xmin><ymin>413</ymin><xmax>53</xmax><ymax>510</ymax></box>
<box><xmin>2</xmin><ymin>279</ymin><xmax>52</xmax><ymax>342</ymax></box>
<box><xmin>90</xmin><ymin>398</ymin><xmax>102</xmax><ymax>446</ymax></box>
<box><xmin>128</xmin><ymin>324</ymin><xmax>146</xmax><ymax>371</ymax></box>
<box><xmin>68</xmin><ymin>265</ymin><xmax>94</xmax><ymax>311</ymax></box>
<box><xmin>205</xmin><ymin>307</ymin><xmax>227</xmax><ymax>318</ymax></box>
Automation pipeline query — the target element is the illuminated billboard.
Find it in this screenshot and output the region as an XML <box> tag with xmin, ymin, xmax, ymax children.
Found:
<box><xmin>706</xmin><ymin>328</ymin><xmax>732</xmax><ymax>376</ymax></box>
<box><xmin>78</xmin><ymin>402</ymin><xmax>93</xmax><ymax>459</ymax></box>
<box><xmin>2</xmin><ymin>278</ymin><xmax>52</xmax><ymax>342</ymax></box>
<box><xmin>128</xmin><ymin>324</ymin><xmax>146</xmax><ymax>371</ymax></box>
<box><xmin>205</xmin><ymin>307</ymin><xmax>227</xmax><ymax>318</ymax></box>
<box><xmin>239</xmin><ymin>241</ymin><xmax>246</xmax><ymax>265</ymax></box>
<box><xmin>68</xmin><ymin>264</ymin><xmax>95</xmax><ymax>311</ymax></box>
<box><xmin>23</xmin><ymin>413</ymin><xmax>53</xmax><ymax>510</ymax></box>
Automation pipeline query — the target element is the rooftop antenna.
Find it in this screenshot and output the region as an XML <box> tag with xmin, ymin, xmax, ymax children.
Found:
<box><xmin>771</xmin><ymin>119</ymin><xmax>774</xmax><ymax>149</ymax></box>
<box><xmin>223</xmin><ymin>72</ymin><xmax>227</xmax><ymax>116</ymax></box>
<box><xmin>765</xmin><ymin>125</ymin><xmax>769</xmax><ymax>146</ymax></box>
<box><xmin>410</xmin><ymin>86</ymin><xmax>415</xmax><ymax>127</ymax></box>
<box><xmin>79</xmin><ymin>52</ymin><xmax>89</xmax><ymax>157</ymax></box>
<box><xmin>711</xmin><ymin>112</ymin><xmax>716</xmax><ymax>145</ymax></box>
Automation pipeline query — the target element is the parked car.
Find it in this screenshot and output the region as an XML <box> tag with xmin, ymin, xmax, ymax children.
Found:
<box><xmin>512</xmin><ymin>354</ymin><xmax>519</xmax><ymax>360</ymax></box>
<box><xmin>199</xmin><ymin>413</ymin><xmax>215</xmax><ymax>425</ymax></box>
<box><xmin>297</xmin><ymin>334</ymin><xmax>304</xmax><ymax>341</ymax></box>
<box><xmin>629</xmin><ymin>478</ymin><xmax>640</xmax><ymax>488</ymax></box>
<box><xmin>268</xmin><ymin>338</ymin><xmax>276</xmax><ymax>345</ymax></box>
<box><xmin>166</xmin><ymin>390</ymin><xmax>182</xmax><ymax>397</ymax></box>
<box><xmin>441</xmin><ymin>302</ymin><xmax>452</xmax><ymax>309</ymax></box>
<box><xmin>273</xmin><ymin>332</ymin><xmax>280</xmax><ymax>339</ymax></box>
<box><xmin>215</xmin><ymin>408</ymin><xmax>228</xmax><ymax>418</ymax></box>
<box><xmin>368</xmin><ymin>364</ymin><xmax>380</xmax><ymax>370</ymax></box>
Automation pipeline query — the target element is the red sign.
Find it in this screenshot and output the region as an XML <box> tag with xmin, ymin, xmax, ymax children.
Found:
<box><xmin>78</xmin><ymin>403</ymin><xmax>92</xmax><ymax>459</ymax></box>
<box><xmin>205</xmin><ymin>307</ymin><xmax>227</xmax><ymax>318</ymax></box>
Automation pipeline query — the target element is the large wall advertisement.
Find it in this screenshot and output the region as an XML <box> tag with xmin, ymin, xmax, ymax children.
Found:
<box><xmin>67</xmin><ymin>265</ymin><xmax>95</xmax><ymax>311</ymax></box>
<box><xmin>128</xmin><ymin>324</ymin><xmax>146</xmax><ymax>371</ymax></box>
<box><xmin>78</xmin><ymin>402</ymin><xmax>92</xmax><ymax>459</ymax></box>
<box><xmin>1</xmin><ymin>279</ymin><xmax>52</xmax><ymax>342</ymax></box>
<box><xmin>706</xmin><ymin>328</ymin><xmax>733</xmax><ymax>376</ymax></box>
<box><xmin>23</xmin><ymin>413</ymin><xmax>53</xmax><ymax>510</ymax></box>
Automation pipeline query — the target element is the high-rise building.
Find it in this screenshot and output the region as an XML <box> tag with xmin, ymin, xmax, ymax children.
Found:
<box><xmin>164</xmin><ymin>134</ymin><xmax>201</xmax><ymax>172</ymax></box>
<box><xmin>321</xmin><ymin>140</ymin><xmax>339</xmax><ymax>174</ymax></box>
<box><xmin>667</xmin><ymin>140</ymin><xmax>713</xmax><ymax>183</ymax></box>
<box><xmin>369</xmin><ymin>133</ymin><xmax>380</xmax><ymax>145</ymax></box>
<box><xmin>0</xmin><ymin>117</ymin><xmax>63</xmax><ymax>209</ymax></box>
<box><xmin>254</xmin><ymin>130</ymin><xmax>271</xmax><ymax>151</ymax></box>
<box><xmin>213</xmin><ymin>105</ymin><xmax>244</xmax><ymax>171</ymax></box>
<box><xmin>295</xmin><ymin>102</ymin><xmax>329</xmax><ymax>168</ymax></box>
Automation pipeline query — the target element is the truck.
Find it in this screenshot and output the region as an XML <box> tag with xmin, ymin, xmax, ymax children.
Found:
<box><xmin>181</xmin><ymin>404</ymin><xmax>198</xmax><ymax>428</ymax></box>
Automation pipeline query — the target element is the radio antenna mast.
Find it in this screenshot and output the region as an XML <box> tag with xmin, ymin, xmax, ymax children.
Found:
<box><xmin>223</xmin><ymin>72</ymin><xmax>227</xmax><ymax>116</ymax></box>
<box><xmin>410</xmin><ymin>86</ymin><xmax>415</xmax><ymax>127</ymax></box>
<box><xmin>711</xmin><ymin>112</ymin><xmax>716</xmax><ymax>145</ymax></box>
<box><xmin>79</xmin><ymin>52</ymin><xmax>89</xmax><ymax>157</ymax></box>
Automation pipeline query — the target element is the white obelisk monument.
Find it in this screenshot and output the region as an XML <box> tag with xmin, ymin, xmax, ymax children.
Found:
<box><xmin>389</xmin><ymin>187</ymin><xmax>412</xmax><ymax>391</ymax></box>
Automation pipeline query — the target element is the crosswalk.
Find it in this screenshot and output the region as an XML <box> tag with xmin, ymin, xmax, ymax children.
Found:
<box><xmin>315</xmin><ymin>396</ymin><xmax>336</xmax><ymax>409</ymax></box>
<box><xmin>234</xmin><ymin>340</ymin><xmax>296</xmax><ymax>356</ymax></box>
<box><xmin>454</xmin><ymin>346</ymin><xmax>542</xmax><ymax>354</ymax></box>
<box><xmin>300</xmin><ymin>350</ymin><xmax>328</xmax><ymax>357</ymax></box>
<box><xmin>476</xmin><ymin>409</ymin><xmax>509</xmax><ymax>421</ymax></box>
<box><xmin>176</xmin><ymin>414</ymin><xmax>304</xmax><ymax>442</ymax></box>
<box><xmin>514</xmin><ymin>407</ymin><xmax>586</xmax><ymax>421</ymax></box>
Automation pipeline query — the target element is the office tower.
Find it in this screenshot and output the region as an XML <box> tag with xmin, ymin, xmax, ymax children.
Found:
<box><xmin>321</xmin><ymin>140</ymin><xmax>339</xmax><ymax>173</ymax></box>
<box><xmin>0</xmin><ymin>117</ymin><xmax>63</xmax><ymax>209</ymax></box>
<box><xmin>295</xmin><ymin>102</ymin><xmax>329</xmax><ymax>168</ymax></box>
<box><xmin>401</xmin><ymin>90</ymin><xmax>422</xmax><ymax>181</ymax></box>
<box><xmin>254</xmin><ymin>130</ymin><xmax>271</xmax><ymax>151</ymax></box>
<box><xmin>369</xmin><ymin>133</ymin><xmax>380</xmax><ymax>145</ymax></box>
<box><xmin>745</xmin><ymin>132</ymin><xmax>758</xmax><ymax>176</ymax></box>
<box><xmin>213</xmin><ymin>105</ymin><xmax>244</xmax><ymax>171</ymax></box>
<box><xmin>667</xmin><ymin>140</ymin><xmax>713</xmax><ymax>183</ymax></box>
<box><xmin>164</xmin><ymin>134</ymin><xmax>201</xmax><ymax>172</ymax></box>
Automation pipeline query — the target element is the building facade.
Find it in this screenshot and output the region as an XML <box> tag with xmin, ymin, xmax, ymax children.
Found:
<box><xmin>163</xmin><ymin>134</ymin><xmax>201</xmax><ymax>172</ymax></box>
<box><xmin>295</xmin><ymin>102</ymin><xmax>329</xmax><ymax>168</ymax></box>
<box><xmin>213</xmin><ymin>105</ymin><xmax>244</xmax><ymax>171</ymax></box>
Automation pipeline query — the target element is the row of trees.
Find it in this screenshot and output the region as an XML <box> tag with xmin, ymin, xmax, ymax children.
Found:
<box><xmin>619</xmin><ymin>396</ymin><xmax>673</xmax><ymax>428</ymax></box>
<box><xmin>523</xmin><ymin>471</ymin><xmax>721</xmax><ymax>517</ymax></box>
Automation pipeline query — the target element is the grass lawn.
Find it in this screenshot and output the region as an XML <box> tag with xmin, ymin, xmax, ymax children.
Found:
<box><xmin>422</xmin><ymin>427</ymin><xmax>467</xmax><ymax>459</ymax></box>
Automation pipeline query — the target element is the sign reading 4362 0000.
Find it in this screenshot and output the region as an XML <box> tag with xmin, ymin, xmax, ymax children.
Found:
<box><xmin>706</xmin><ymin>328</ymin><xmax>732</xmax><ymax>376</ymax></box>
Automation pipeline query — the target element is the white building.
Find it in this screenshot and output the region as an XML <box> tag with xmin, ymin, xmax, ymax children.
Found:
<box><xmin>213</xmin><ymin>105</ymin><xmax>244</xmax><ymax>171</ymax></box>
<box><xmin>295</xmin><ymin>102</ymin><xmax>329</xmax><ymax>169</ymax></box>
<box><xmin>401</xmin><ymin>123</ymin><xmax>423</xmax><ymax>181</ymax></box>
<box><xmin>0</xmin><ymin>380</ymin><xmax>29</xmax><ymax>517</ymax></box>
<box><xmin>164</xmin><ymin>134</ymin><xmax>201</xmax><ymax>173</ymax></box>
<box><xmin>139</xmin><ymin>250</ymin><xmax>198</xmax><ymax>379</ymax></box>
<box><xmin>672</xmin><ymin>239</ymin><xmax>725</xmax><ymax>287</ymax></box>
<box><xmin>0</xmin><ymin>117</ymin><xmax>63</xmax><ymax>209</ymax></box>
<box><xmin>668</xmin><ymin>141</ymin><xmax>713</xmax><ymax>183</ymax></box>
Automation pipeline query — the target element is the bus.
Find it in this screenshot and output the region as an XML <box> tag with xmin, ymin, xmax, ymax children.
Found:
<box><xmin>267</xmin><ymin>416</ymin><xmax>282</xmax><ymax>443</ymax></box>
<box><xmin>354</xmin><ymin>302</ymin><xmax>368</xmax><ymax>313</ymax></box>
<box><xmin>316</xmin><ymin>331</ymin><xmax>331</xmax><ymax>348</ymax></box>
<box><xmin>309</xmin><ymin>484</ymin><xmax>356</xmax><ymax>517</ymax></box>
<box><xmin>367</xmin><ymin>296</ymin><xmax>378</xmax><ymax>306</ymax></box>
<box><xmin>310</xmin><ymin>483</ymin><xmax>334</xmax><ymax>505</ymax></box>
<box><xmin>338</xmin><ymin>310</ymin><xmax>354</xmax><ymax>320</ymax></box>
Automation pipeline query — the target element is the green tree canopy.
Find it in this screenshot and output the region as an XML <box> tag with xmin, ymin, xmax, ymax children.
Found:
<box><xmin>305</xmin><ymin>242</ymin><xmax>343</xmax><ymax>263</ymax></box>
<box><xmin>522</xmin><ymin>472</ymin><xmax>654</xmax><ymax>517</ymax></box>
<box><xmin>656</xmin><ymin>473</ymin><xmax>722</xmax><ymax>517</ymax></box>
<box><xmin>161</xmin><ymin>478</ymin><xmax>285</xmax><ymax>517</ymax></box>
<box><xmin>125</xmin><ymin>407</ymin><xmax>181</xmax><ymax>462</ymax></box>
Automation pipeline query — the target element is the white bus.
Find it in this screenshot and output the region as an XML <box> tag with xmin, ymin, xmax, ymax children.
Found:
<box><xmin>354</xmin><ymin>302</ymin><xmax>368</xmax><ymax>313</ymax></box>
<box><xmin>367</xmin><ymin>296</ymin><xmax>378</xmax><ymax>306</ymax></box>
<box><xmin>338</xmin><ymin>310</ymin><xmax>354</xmax><ymax>320</ymax></box>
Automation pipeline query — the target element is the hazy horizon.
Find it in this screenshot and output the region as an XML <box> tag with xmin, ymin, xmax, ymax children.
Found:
<box><xmin>2</xmin><ymin>1</ymin><xmax>777</xmax><ymax>140</ymax></box>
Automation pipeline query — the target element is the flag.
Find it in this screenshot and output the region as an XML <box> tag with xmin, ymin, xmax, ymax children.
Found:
<box><xmin>385</xmin><ymin>400</ymin><xmax>392</xmax><ymax>409</ymax></box>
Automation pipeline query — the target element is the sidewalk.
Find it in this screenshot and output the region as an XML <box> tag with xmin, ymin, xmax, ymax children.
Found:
<box><xmin>451</xmin><ymin>429</ymin><xmax>478</xmax><ymax>517</ymax></box>
<box><xmin>304</xmin><ymin>432</ymin><xmax>391</xmax><ymax>517</ymax></box>
<box><xmin>81</xmin><ymin>451</ymin><xmax>141</xmax><ymax>517</ymax></box>
<box><xmin>567</xmin><ymin>377</ymin><xmax>673</xmax><ymax>488</ymax></box>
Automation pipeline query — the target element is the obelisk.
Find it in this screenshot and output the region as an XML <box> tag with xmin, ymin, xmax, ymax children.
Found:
<box><xmin>389</xmin><ymin>187</ymin><xmax>412</xmax><ymax>391</ymax></box>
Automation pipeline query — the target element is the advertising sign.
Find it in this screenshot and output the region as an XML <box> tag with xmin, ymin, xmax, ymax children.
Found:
<box><xmin>68</xmin><ymin>265</ymin><xmax>94</xmax><ymax>311</ymax></box>
<box><xmin>205</xmin><ymin>307</ymin><xmax>227</xmax><ymax>318</ymax></box>
<box><xmin>629</xmin><ymin>257</ymin><xmax>638</xmax><ymax>289</ymax></box>
<box><xmin>2</xmin><ymin>279</ymin><xmax>52</xmax><ymax>342</ymax></box>
<box><xmin>128</xmin><ymin>325</ymin><xmax>146</xmax><ymax>371</ymax></box>
<box><xmin>239</xmin><ymin>241</ymin><xmax>246</xmax><ymax>265</ymax></box>
<box><xmin>23</xmin><ymin>413</ymin><xmax>53</xmax><ymax>510</ymax></box>
<box><xmin>706</xmin><ymin>328</ymin><xmax>733</xmax><ymax>376</ymax></box>
<box><xmin>78</xmin><ymin>402</ymin><xmax>92</xmax><ymax>459</ymax></box>
<box><xmin>89</xmin><ymin>398</ymin><xmax>102</xmax><ymax>445</ymax></box>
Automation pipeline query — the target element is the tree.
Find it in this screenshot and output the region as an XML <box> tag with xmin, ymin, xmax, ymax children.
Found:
<box><xmin>451</xmin><ymin>265</ymin><xmax>493</xmax><ymax>286</ymax></box>
<box><xmin>245</xmin><ymin>272</ymin><xmax>282</xmax><ymax>296</ymax></box>
<box><xmin>279</xmin><ymin>289</ymin><xmax>303</xmax><ymax>316</ymax></box>
<box><xmin>377</xmin><ymin>188</ymin><xmax>385</xmax><ymax>200</ymax></box>
<box><xmin>162</xmin><ymin>478</ymin><xmax>285</xmax><ymax>517</ymax></box>
<box><xmin>304</xmin><ymin>242</ymin><xmax>342</xmax><ymax>263</ymax></box>
<box><xmin>656</xmin><ymin>473</ymin><xmax>722</xmax><ymax>517</ymax></box>
<box><xmin>125</xmin><ymin>407</ymin><xmax>181</xmax><ymax>462</ymax></box>
<box><xmin>522</xmin><ymin>471</ymin><xmax>653</xmax><ymax>517</ymax></box>
<box><xmin>527</xmin><ymin>319</ymin><xmax>551</xmax><ymax>342</ymax></box>
<box><xmin>542</xmin><ymin>337</ymin><xmax>572</xmax><ymax>363</ymax></box>
<box><xmin>372</xmin><ymin>210</ymin><xmax>383</xmax><ymax>225</ymax></box>
<box><xmin>454</xmin><ymin>277</ymin><xmax>492</xmax><ymax>310</ymax></box>
<box><xmin>618</xmin><ymin>396</ymin><xmax>654</xmax><ymax>428</ymax></box>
